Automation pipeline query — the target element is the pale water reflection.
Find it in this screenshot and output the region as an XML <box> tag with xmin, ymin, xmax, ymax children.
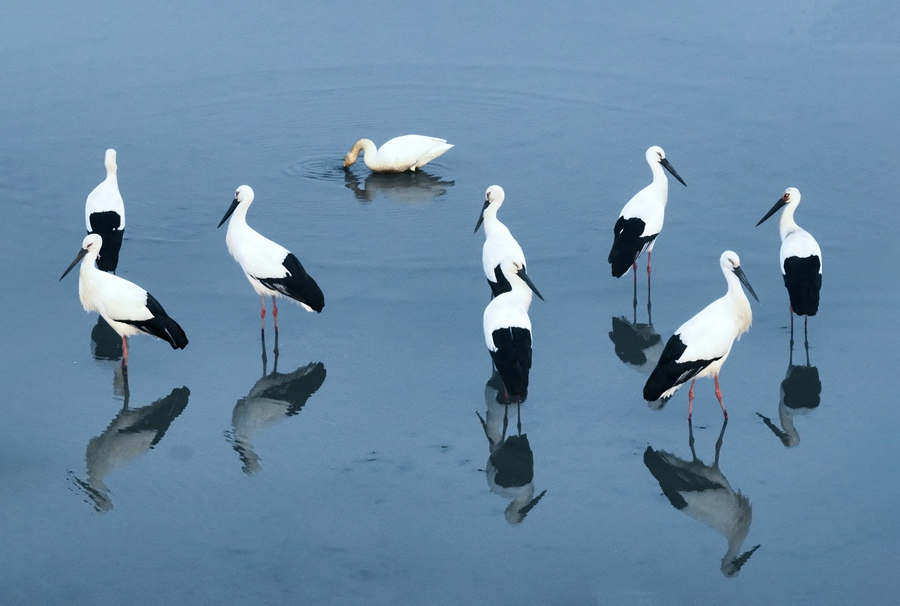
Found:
<box><xmin>644</xmin><ymin>420</ymin><xmax>761</xmax><ymax>578</ymax></box>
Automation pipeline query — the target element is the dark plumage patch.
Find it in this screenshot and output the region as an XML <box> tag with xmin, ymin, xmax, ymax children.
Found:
<box><xmin>120</xmin><ymin>387</ymin><xmax>190</xmax><ymax>446</ymax></box>
<box><xmin>119</xmin><ymin>293</ymin><xmax>188</xmax><ymax>350</ymax></box>
<box><xmin>490</xmin><ymin>434</ymin><xmax>534</xmax><ymax>488</ymax></box>
<box><xmin>783</xmin><ymin>255</ymin><xmax>821</xmax><ymax>316</ymax></box>
<box><xmin>608</xmin><ymin>216</ymin><xmax>656</xmax><ymax>278</ymax></box>
<box><xmin>490</xmin><ymin>327</ymin><xmax>532</xmax><ymax>403</ymax></box>
<box><xmin>488</xmin><ymin>264</ymin><xmax>512</xmax><ymax>297</ymax></box>
<box><xmin>644</xmin><ymin>446</ymin><xmax>723</xmax><ymax>510</ymax></box>
<box><xmin>643</xmin><ymin>334</ymin><xmax>718</xmax><ymax>402</ymax></box>
<box><xmin>88</xmin><ymin>210</ymin><xmax>124</xmax><ymax>272</ymax></box>
<box><xmin>257</xmin><ymin>253</ymin><xmax>325</xmax><ymax>312</ymax></box>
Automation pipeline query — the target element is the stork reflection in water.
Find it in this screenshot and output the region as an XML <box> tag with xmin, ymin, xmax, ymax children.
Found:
<box><xmin>644</xmin><ymin>420</ymin><xmax>760</xmax><ymax>577</ymax></box>
<box><xmin>226</xmin><ymin>331</ymin><xmax>327</xmax><ymax>475</ymax></box>
<box><xmin>609</xmin><ymin>271</ymin><xmax>662</xmax><ymax>374</ymax></box>
<box><xmin>69</xmin><ymin>377</ymin><xmax>190</xmax><ymax>512</ymax></box>
<box><xmin>757</xmin><ymin>326</ymin><xmax>821</xmax><ymax>448</ymax></box>
<box><xmin>476</xmin><ymin>370</ymin><xmax>546</xmax><ymax>525</ymax></box>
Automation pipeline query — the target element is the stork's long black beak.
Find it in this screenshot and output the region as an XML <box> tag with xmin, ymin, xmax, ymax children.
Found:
<box><xmin>60</xmin><ymin>247</ymin><xmax>89</xmax><ymax>281</ymax></box>
<box><xmin>473</xmin><ymin>199</ymin><xmax>490</xmax><ymax>233</ymax></box>
<box><xmin>660</xmin><ymin>158</ymin><xmax>687</xmax><ymax>187</ymax></box>
<box><xmin>756</xmin><ymin>197</ymin><xmax>787</xmax><ymax>226</ymax></box>
<box><xmin>517</xmin><ymin>267</ymin><xmax>545</xmax><ymax>301</ymax></box>
<box><xmin>734</xmin><ymin>266</ymin><xmax>759</xmax><ymax>302</ymax></box>
<box><xmin>218</xmin><ymin>198</ymin><xmax>240</xmax><ymax>229</ymax></box>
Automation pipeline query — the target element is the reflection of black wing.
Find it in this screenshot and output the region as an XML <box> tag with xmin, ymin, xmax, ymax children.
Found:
<box><xmin>609</xmin><ymin>316</ymin><xmax>662</xmax><ymax>365</ymax></box>
<box><xmin>490</xmin><ymin>434</ymin><xmax>534</xmax><ymax>488</ymax></box>
<box><xmin>781</xmin><ymin>365</ymin><xmax>821</xmax><ymax>410</ymax></box>
<box><xmin>120</xmin><ymin>387</ymin><xmax>190</xmax><ymax>446</ymax></box>
<box><xmin>254</xmin><ymin>362</ymin><xmax>327</xmax><ymax>416</ymax></box>
<box><xmin>644</xmin><ymin>446</ymin><xmax>722</xmax><ymax>510</ymax></box>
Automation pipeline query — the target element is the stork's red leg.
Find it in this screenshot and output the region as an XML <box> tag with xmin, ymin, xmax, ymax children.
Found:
<box><xmin>715</xmin><ymin>375</ymin><xmax>728</xmax><ymax>419</ymax></box>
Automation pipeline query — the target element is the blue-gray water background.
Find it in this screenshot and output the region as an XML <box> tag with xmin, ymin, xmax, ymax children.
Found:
<box><xmin>1</xmin><ymin>2</ymin><xmax>898</xmax><ymax>604</ymax></box>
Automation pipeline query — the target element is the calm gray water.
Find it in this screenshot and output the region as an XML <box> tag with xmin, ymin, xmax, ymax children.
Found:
<box><xmin>2</xmin><ymin>2</ymin><xmax>898</xmax><ymax>604</ymax></box>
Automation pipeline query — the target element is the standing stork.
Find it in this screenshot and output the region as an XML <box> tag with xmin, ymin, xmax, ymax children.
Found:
<box><xmin>60</xmin><ymin>234</ymin><xmax>188</xmax><ymax>367</ymax></box>
<box><xmin>608</xmin><ymin>146</ymin><xmax>686</xmax><ymax>282</ymax></box>
<box><xmin>756</xmin><ymin>187</ymin><xmax>822</xmax><ymax>339</ymax></box>
<box><xmin>474</xmin><ymin>185</ymin><xmax>527</xmax><ymax>297</ymax></box>
<box><xmin>85</xmin><ymin>149</ymin><xmax>125</xmax><ymax>272</ymax></box>
<box><xmin>218</xmin><ymin>185</ymin><xmax>325</xmax><ymax>336</ymax></box>
<box><xmin>643</xmin><ymin>251</ymin><xmax>758</xmax><ymax>420</ymax></box>
<box><xmin>483</xmin><ymin>258</ymin><xmax>544</xmax><ymax>403</ymax></box>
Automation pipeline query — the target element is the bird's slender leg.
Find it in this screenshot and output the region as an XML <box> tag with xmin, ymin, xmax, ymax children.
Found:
<box><xmin>715</xmin><ymin>375</ymin><xmax>728</xmax><ymax>419</ymax></box>
<box><xmin>647</xmin><ymin>270</ymin><xmax>653</xmax><ymax>325</ymax></box>
<box><xmin>516</xmin><ymin>403</ymin><xmax>522</xmax><ymax>436</ymax></box>
<box><xmin>632</xmin><ymin>275</ymin><xmax>638</xmax><ymax>323</ymax></box>
<box><xmin>687</xmin><ymin>380</ymin><xmax>696</xmax><ymax>420</ymax></box>
<box><xmin>789</xmin><ymin>315</ymin><xmax>795</xmax><ymax>354</ymax></box>
<box><xmin>789</xmin><ymin>305</ymin><xmax>794</xmax><ymax>332</ymax></box>
<box><xmin>273</xmin><ymin>330</ymin><xmax>280</xmax><ymax>372</ymax></box>
<box><xmin>272</xmin><ymin>296</ymin><xmax>279</xmax><ymax>335</ymax></box>
<box><xmin>632</xmin><ymin>262</ymin><xmax>638</xmax><ymax>286</ymax></box>
<box><xmin>647</xmin><ymin>250</ymin><xmax>652</xmax><ymax>279</ymax></box>
<box><xmin>714</xmin><ymin>417</ymin><xmax>728</xmax><ymax>466</ymax></box>
<box><xmin>121</xmin><ymin>336</ymin><xmax>128</xmax><ymax>369</ymax></box>
<box><xmin>804</xmin><ymin>316</ymin><xmax>809</xmax><ymax>350</ymax></box>
<box><xmin>260</xmin><ymin>295</ymin><xmax>267</xmax><ymax>331</ymax></box>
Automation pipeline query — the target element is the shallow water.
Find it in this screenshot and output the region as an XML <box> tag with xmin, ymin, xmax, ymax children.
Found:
<box><xmin>1</xmin><ymin>2</ymin><xmax>898</xmax><ymax>604</ymax></box>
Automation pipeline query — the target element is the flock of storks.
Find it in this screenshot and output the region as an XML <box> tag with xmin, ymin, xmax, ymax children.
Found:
<box><xmin>61</xmin><ymin>136</ymin><xmax>822</xmax><ymax>424</ymax></box>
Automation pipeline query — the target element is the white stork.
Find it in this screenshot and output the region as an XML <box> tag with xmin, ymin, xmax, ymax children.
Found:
<box><xmin>60</xmin><ymin>234</ymin><xmax>188</xmax><ymax>367</ymax></box>
<box><xmin>643</xmin><ymin>251</ymin><xmax>758</xmax><ymax>420</ymax></box>
<box><xmin>474</xmin><ymin>185</ymin><xmax>527</xmax><ymax>297</ymax></box>
<box><xmin>218</xmin><ymin>185</ymin><xmax>325</xmax><ymax>333</ymax></box>
<box><xmin>608</xmin><ymin>146</ymin><xmax>686</xmax><ymax>281</ymax></box>
<box><xmin>483</xmin><ymin>259</ymin><xmax>544</xmax><ymax>403</ymax></box>
<box><xmin>756</xmin><ymin>187</ymin><xmax>822</xmax><ymax>333</ymax></box>
<box><xmin>84</xmin><ymin>148</ymin><xmax>125</xmax><ymax>272</ymax></box>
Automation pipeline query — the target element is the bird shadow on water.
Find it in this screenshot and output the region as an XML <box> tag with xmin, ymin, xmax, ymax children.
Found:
<box><xmin>756</xmin><ymin>326</ymin><xmax>821</xmax><ymax>448</ymax></box>
<box><xmin>475</xmin><ymin>370</ymin><xmax>546</xmax><ymax>525</ymax></box>
<box><xmin>68</xmin><ymin>372</ymin><xmax>190</xmax><ymax>513</ymax></box>
<box><xmin>342</xmin><ymin>167</ymin><xmax>455</xmax><ymax>204</ymax></box>
<box><xmin>609</xmin><ymin>277</ymin><xmax>662</xmax><ymax>374</ymax></box>
<box><xmin>225</xmin><ymin>330</ymin><xmax>327</xmax><ymax>475</ymax></box>
<box><xmin>643</xmin><ymin>419</ymin><xmax>761</xmax><ymax>578</ymax></box>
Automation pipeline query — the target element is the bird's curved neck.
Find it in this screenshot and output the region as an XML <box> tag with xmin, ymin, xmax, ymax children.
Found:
<box><xmin>778</xmin><ymin>204</ymin><xmax>800</xmax><ymax>240</ymax></box>
<box><xmin>355</xmin><ymin>139</ymin><xmax>378</xmax><ymax>168</ymax></box>
<box><xmin>482</xmin><ymin>203</ymin><xmax>504</xmax><ymax>232</ymax></box>
<box><xmin>648</xmin><ymin>161</ymin><xmax>669</xmax><ymax>199</ymax></box>
<box><xmin>723</xmin><ymin>271</ymin><xmax>752</xmax><ymax>331</ymax></box>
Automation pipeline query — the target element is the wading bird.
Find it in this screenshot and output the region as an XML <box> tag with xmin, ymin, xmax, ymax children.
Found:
<box><xmin>608</xmin><ymin>146</ymin><xmax>686</xmax><ymax>282</ymax></box>
<box><xmin>643</xmin><ymin>251</ymin><xmax>757</xmax><ymax>420</ymax></box>
<box><xmin>756</xmin><ymin>187</ymin><xmax>822</xmax><ymax>337</ymax></box>
<box><xmin>85</xmin><ymin>149</ymin><xmax>125</xmax><ymax>272</ymax></box>
<box><xmin>343</xmin><ymin>134</ymin><xmax>453</xmax><ymax>172</ymax></box>
<box><xmin>218</xmin><ymin>185</ymin><xmax>324</xmax><ymax>334</ymax></box>
<box><xmin>483</xmin><ymin>259</ymin><xmax>544</xmax><ymax>403</ymax></box>
<box><xmin>60</xmin><ymin>234</ymin><xmax>188</xmax><ymax>367</ymax></box>
<box><xmin>474</xmin><ymin>185</ymin><xmax>527</xmax><ymax>297</ymax></box>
